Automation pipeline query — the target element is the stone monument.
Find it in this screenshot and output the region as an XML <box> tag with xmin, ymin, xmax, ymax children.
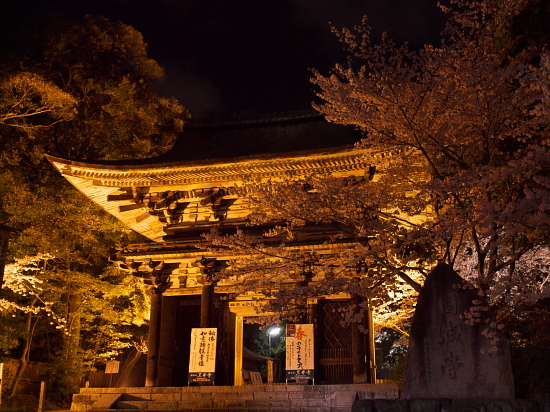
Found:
<box><xmin>401</xmin><ymin>263</ymin><xmax>514</xmax><ymax>399</ymax></box>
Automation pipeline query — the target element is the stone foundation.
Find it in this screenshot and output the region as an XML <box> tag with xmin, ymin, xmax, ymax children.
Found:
<box><xmin>352</xmin><ymin>397</ymin><xmax>550</xmax><ymax>411</ymax></box>
<box><xmin>71</xmin><ymin>383</ymin><xmax>399</xmax><ymax>411</ymax></box>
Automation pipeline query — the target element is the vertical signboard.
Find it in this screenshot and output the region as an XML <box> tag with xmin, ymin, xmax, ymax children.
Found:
<box><xmin>188</xmin><ymin>328</ymin><xmax>217</xmax><ymax>384</ymax></box>
<box><xmin>286</xmin><ymin>324</ymin><xmax>314</xmax><ymax>381</ymax></box>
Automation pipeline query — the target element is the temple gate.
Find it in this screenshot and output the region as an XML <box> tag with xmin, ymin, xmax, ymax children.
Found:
<box><xmin>47</xmin><ymin>112</ymin><xmax>379</xmax><ymax>386</ymax></box>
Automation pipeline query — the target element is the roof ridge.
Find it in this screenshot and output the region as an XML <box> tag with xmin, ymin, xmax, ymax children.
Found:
<box><xmin>187</xmin><ymin>109</ymin><xmax>320</xmax><ymax>129</ymax></box>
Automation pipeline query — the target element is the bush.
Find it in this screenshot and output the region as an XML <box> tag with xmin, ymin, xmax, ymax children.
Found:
<box><xmin>44</xmin><ymin>357</ymin><xmax>83</xmax><ymax>407</ymax></box>
<box><xmin>0</xmin><ymin>395</ymin><xmax>38</xmax><ymax>412</ymax></box>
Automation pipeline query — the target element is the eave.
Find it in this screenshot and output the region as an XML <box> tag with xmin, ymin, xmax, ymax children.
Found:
<box><xmin>46</xmin><ymin>147</ymin><xmax>374</xmax><ymax>242</ymax></box>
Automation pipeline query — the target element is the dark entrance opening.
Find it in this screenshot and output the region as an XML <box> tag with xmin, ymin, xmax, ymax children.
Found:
<box><xmin>242</xmin><ymin>321</ymin><xmax>286</xmax><ymax>384</ymax></box>
<box><xmin>173</xmin><ymin>296</ymin><xmax>201</xmax><ymax>386</ymax></box>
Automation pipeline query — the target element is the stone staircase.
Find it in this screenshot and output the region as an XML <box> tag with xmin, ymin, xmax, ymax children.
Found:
<box><xmin>70</xmin><ymin>383</ymin><xmax>398</xmax><ymax>411</ymax></box>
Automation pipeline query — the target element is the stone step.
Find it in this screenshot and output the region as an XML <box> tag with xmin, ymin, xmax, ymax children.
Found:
<box><xmin>115</xmin><ymin>399</ymin><xmax>333</xmax><ymax>409</ymax></box>
<box><xmin>71</xmin><ymin>383</ymin><xmax>399</xmax><ymax>411</ymax></box>
<box><xmin>94</xmin><ymin>409</ymin><xmax>343</xmax><ymax>412</ymax></box>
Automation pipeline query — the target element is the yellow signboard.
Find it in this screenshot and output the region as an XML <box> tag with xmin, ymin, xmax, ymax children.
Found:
<box><xmin>188</xmin><ymin>328</ymin><xmax>217</xmax><ymax>384</ymax></box>
<box><xmin>286</xmin><ymin>324</ymin><xmax>314</xmax><ymax>381</ymax></box>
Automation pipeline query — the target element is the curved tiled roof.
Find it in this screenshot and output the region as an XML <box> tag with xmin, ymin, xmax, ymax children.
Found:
<box><xmin>57</xmin><ymin>111</ymin><xmax>363</xmax><ymax>168</ymax></box>
<box><xmin>157</xmin><ymin>111</ymin><xmax>362</xmax><ymax>163</ymax></box>
<box><xmin>47</xmin><ymin>148</ymin><xmax>371</xmax><ymax>188</ymax></box>
<box><xmin>46</xmin><ymin>113</ymin><xmax>370</xmax><ymax>242</ymax></box>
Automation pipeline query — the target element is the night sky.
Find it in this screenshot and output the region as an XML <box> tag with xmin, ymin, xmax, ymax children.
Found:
<box><xmin>1</xmin><ymin>0</ymin><xmax>446</xmax><ymax>118</ymax></box>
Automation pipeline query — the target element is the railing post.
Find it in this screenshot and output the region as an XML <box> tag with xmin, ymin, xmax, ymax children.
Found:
<box><xmin>37</xmin><ymin>381</ymin><xmax>45</xmax><ymax>412</ymax></box>
<box><xmin>267</xmin><ymin>360</ymin><xmax>274</xmax><ymax>384</ymax></box>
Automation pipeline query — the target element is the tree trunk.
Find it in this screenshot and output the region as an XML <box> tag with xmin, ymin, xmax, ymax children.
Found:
<box><xmin>8</xmin><ymin>305</ymin><xmax>37</xmax><ymax>398</ymax></box>
<box><xmin>115</xmin><ymin>347</ymin><xmax>145</xmax><ymax>387</ymax></box>
<box><xmin>62</xmin><ymin>292</ymin><xmax>82</xmax><ymax>361</ymax></box>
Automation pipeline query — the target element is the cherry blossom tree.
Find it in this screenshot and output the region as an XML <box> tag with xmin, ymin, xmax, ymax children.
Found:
<box><xmin>310</xmin><ymin>0</ymin><xmax>550</xmax><ymax>311</ymax></box>
<box><xmin>1</xmin><ymin>255</ymin><xmax>66</xmax><ymax>396</ymax></box>
<box><xmin>206</xmin><ymin>165</ymin><xmax>426</xmax><ymax>331</ymax></box>
<box><xmin>1</xmin><ymin>253</ymin><xmax>149</xmax><ymax>397</ymax></box>
<box><xmin>207</xmin><ymin>0</ymin><xmax>550</xmax><ymax>333</ymax></box>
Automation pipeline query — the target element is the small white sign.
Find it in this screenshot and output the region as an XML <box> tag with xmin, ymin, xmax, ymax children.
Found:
<box><xmin>105</xmin><ymin>360</ymin><xmax>120</xmax><ymax>374</ymax></box>
<box><xmin>188</xmin><ymin>328</ymin><xmax>217</xmax><ymax>383</ymax></box>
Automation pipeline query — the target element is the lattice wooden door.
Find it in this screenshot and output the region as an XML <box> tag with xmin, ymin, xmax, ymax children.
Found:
<box><xmin>317</xmin><ymin>300</ymin><xmax>354</xmax><ymax>384</ymax></box>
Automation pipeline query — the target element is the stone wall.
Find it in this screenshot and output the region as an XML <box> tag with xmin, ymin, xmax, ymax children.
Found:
<box><xmin>353</xmin><ymin>397</ymin><xmax>549</xmax><ymax>412</ymax></box>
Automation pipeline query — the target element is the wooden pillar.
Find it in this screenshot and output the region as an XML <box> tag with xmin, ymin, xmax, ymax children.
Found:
<box><xmin>225</xmin><ymin>310</ymin><xmax>237</xmax><ymax>386</ymax></box>
<box><xmin>198</xmin><ymin>257</ymin><xmax>222</xmax><ymax>328</ymax></box>
<box><xmin>145</xmin><ymin>290</ymin><xmax>162</xmax><ymax>387</ymax></box>
<box><xmin>145</xmin><ymin>268</ymin><xmax>171</xmax><ymax>387</ymax></box>
<box><xmin>351</xmin><ymin>294</ymin><xmax>368</xmax><ymax>383</ymax></box>
<box><xmin>233</xmin><ymin>315</ymin><xmax>244</xmax><ymax>386</ymax></box>
<box><xmin>267</xmin><ymin>360</ymin><xmax>275</xmax><ymax>384</ymax></box>
<box><xmin>351</xmin><ymin>295</ymin><xmax>376</xmax><ymax>383</ymax></box>
<box><xmin>352</xmin><ymin>319</ymin><xmax>368</xmax><ymax>383</ymax></box>
<box><xmin>200</xmin><ymin>282</ymin><xmax>214</xmax><ymax>328</ymax></box>
<box><xmin>305</xmin><ymin>299</ymin><xmax>315</xmax><ymax>324</ymax></box>
<box><xmin>366</xmin><ymin>305</ymin><xmax>377</xmax><ymax>383</ymax></box>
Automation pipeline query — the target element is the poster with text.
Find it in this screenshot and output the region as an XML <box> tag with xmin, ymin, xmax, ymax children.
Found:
<box><xmin>188</xmin><ymin>328</ymin><xmax>217</xmax><ymax>384</ymax></box>
<box><xmin>285</xmin><ymin>324</ymin><xmax>314</xmax><ymax>380</ymax></box>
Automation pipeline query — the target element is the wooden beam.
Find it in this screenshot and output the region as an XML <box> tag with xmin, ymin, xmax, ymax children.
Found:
<box><xmin>119</xmin><ymin>203</ymin><xmax>144</xmax><ymax>212</ymax></box>
<box><xmin>107</xmin><ymin>194</ymin><xmax>135</xmax><ymax>201</ymax></box>
<box><xmin>136</xmin><ymin>212</ymin><xmax>151</xmax><ymax>223</ymax></box>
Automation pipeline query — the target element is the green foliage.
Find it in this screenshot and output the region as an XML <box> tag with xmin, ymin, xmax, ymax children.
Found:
<box><xmin>243</xmin><ymin>323</ymin><xmax>286</xmax><ymax>359</ymax></box>
<box><xmin>0</xmin><ymin>13</ymin><xmax>181</xmax><ymax>395</ymax></box>
<box><xmin>45</xmin><ymin>355</ymin><xmax>83</xmax><ymax>407</ymax></box>
<box><xmin>0</xmin><ymin>315</ymin><xmax>26</xmax><ymax>355</ymax></box>
<box><xmin>0</xmin><ymin>394</ymin><xmax>41</xmax><ymax>412</ymax></box>
<box><xmin>37</xmin><ymin>15</ymin><xmax>189</xmax><ymax>161</ymax></box>
<box><xmin>77</xmin><ymin>266</ymin><xmax>150</xmax><ymax>367</ymax></box>
<box><xmin>0</xmin><ymin>72</ymin><xmax>77</xmax><ymax>129</ymax></box>
<box><xmin>242</xmin><ymin>322</ymin><xmax>286</xmax><ymax>382</ymax></box>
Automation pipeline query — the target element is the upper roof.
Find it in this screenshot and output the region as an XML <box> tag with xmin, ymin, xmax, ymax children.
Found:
<box><xmin>45</xmin><ymin>112</ymin><xmax>370</xmax><ymax>242</ymax></box>
<box><xmin>158</xmin><ymin>111</ymin><xmax>362</xmax><ymax>164</ymax></box>
<box><xmin>67</xmin><ymin>111</ymin><xmax>363</xmax><ymax>168</ymax></box>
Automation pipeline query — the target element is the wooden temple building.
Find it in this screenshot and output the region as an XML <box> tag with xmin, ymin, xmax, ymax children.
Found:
<box><xmin>46</xmin><ymin>112</ymin><xmax>380</xmax><ymax>388</ymax></box>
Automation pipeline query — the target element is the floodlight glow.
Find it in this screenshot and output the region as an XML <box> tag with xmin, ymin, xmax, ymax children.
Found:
<box><xmin>269</xmin><ymin>326</ymin><xmax>281</xmax><ymax>336</ymax></box>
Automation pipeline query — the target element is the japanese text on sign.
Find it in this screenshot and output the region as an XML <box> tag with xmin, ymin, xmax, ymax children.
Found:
<box><xmin>286</xmin><ymin>324</ymin><xmax>314</xmax><ymax>380</ymax></box>
<box><xmin>188</xmin><ymin>328</ymin><xmax>217</xmax><ymax>383</ymax></box>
